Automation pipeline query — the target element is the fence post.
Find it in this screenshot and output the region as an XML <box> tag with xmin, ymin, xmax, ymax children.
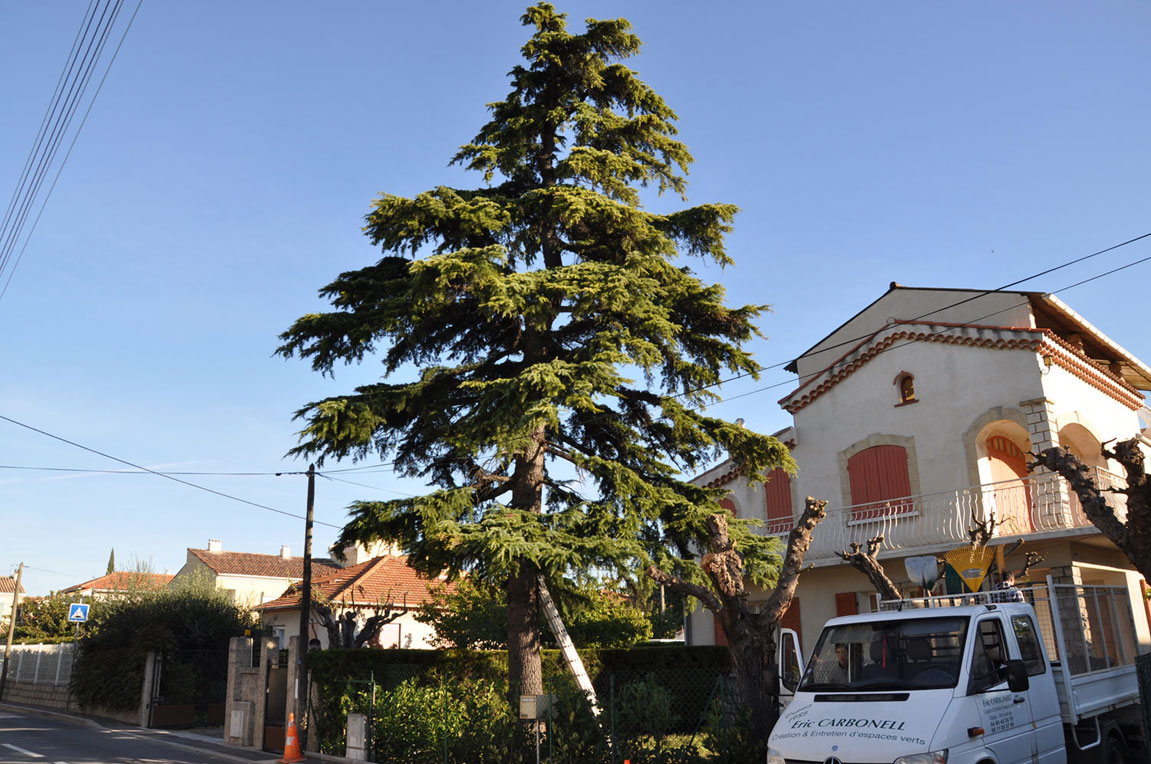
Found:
<box><xmin>54</xmin><ymin>645</ymin><xmax>63</xmax><ymax>686</ymax></box>
<box><xmin>139</xmin><ymin>651</ymin><xmax>158</xmax><ymax>729</ymax></box>
<box><xmin>34</xmin><ymin>644</ymin><xmax>43</xmax><ymax>684</ymax></box>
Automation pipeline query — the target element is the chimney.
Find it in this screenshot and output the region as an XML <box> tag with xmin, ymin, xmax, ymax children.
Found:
<box><xmin>207</xmin><ymin>539</ymin><xmax>222</xmax><ymax>553</ymax></box>
<box><xmin>280</xmin><ymin>545</ymin><xmax>291</xmax><ymax>559</ymax></box>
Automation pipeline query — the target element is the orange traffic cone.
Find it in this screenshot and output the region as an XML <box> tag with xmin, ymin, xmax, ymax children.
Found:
<box><xmin>280</xmin><ymin>712</ymin><xmax>306</xmax><ymax>763</ymax></box>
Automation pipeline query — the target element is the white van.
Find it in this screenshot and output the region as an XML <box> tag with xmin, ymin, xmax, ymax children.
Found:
<box><xmin>767</xmin><ymin>580</ymin><xmax>1143</xmax><ymax>764</ymax></box>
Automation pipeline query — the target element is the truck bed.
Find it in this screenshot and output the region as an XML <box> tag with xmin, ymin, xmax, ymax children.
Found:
<box><xmin>1052</xmin><ymin>662</ymin><xmax>1140</xmax><ymax>723</ymax></box>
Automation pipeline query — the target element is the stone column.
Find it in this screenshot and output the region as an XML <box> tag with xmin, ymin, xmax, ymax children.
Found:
<box><xmin>1020</xmin><ymin>397</ymin><xmax>1072</xmax><ymax>528</ymax></box>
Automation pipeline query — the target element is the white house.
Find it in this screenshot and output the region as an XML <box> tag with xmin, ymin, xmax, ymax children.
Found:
<box><xmin>169</xmin><ymin>539</ymin><xmax>341</xmax><ymax>608</ymax></box>
<box><xmin>254</xmin><ymin>542</ymin><xmax>452</xmax><ymax>649</ymax></box>
<box><xmin>690</xmin><ymin>284</ymin><xmax>1151</xmax><ymax>655</ymax></box>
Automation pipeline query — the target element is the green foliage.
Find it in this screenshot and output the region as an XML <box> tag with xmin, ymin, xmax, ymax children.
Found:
<box><xmin>309</xmin><ymin>646</ymin><xmax>738</xmax><ymax>762</ymax></box>
<box><xmin>71</xmin><ymin>587</ymin><xmax>254</xmax><ymax>711</ymax></box>
<box><xmin>415</xmin><ymin>579</ymin><xmax>507</xmax><ymax>650</ymax></box>
<box><xmin>416</xmin><ymin>577</ymin><xmax>653</xmax><ymax>649</ymax></box>
<box><xmin>106</xmin><ymin>548</ymin><xmax>115</xmax><ymax>575</ymax></box>
<box><xmin>274</xmin><ymin>0</ymin><xmax>794</xmax><ymax>575</ymax></box>
<box><xmin>12</xmin><ymin>592</ymin><xmax>84</xmax><ymax>642</ymax></box>
<box><xmin>278</xmin><ymin>2</ymin><xmax>792</xmax><ymax>691</ymax></box>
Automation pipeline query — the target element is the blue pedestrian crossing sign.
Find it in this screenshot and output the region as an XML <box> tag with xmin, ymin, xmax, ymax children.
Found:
<box><xmin>67</xmin><ymin>603</ymin><xmax>90</xmax><ymax>623</ymax></box>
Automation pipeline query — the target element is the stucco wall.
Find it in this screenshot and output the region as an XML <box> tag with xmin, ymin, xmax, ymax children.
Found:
<box><xmin>794</xmin><ymin>290</ymin><xmax>1035</xmax><ymax>381</ymax></box>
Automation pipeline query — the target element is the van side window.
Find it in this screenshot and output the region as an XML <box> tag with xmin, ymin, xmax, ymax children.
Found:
<box><xmin>1011</xmin><ymin>615</ymin><xmax>1046</xmax><ymax>676</ymax></box>
<box><xmin>969</xmin><ymin>619</ymin><xmax>1009</xmax><ymax>694</ymax></box>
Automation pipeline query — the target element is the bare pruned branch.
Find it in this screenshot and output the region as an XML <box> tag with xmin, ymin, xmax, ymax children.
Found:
<box><xmin>836</xmin><ymin>535</ymin><xmax>901</xmax><ymax>601</ymax></box>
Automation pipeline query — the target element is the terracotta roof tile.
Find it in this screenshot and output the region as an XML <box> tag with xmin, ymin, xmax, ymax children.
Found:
<box><xmin>189</xmin><ymin>548</ymin><xmax>340</xmax><ymax>579</ymax></box>
<box><xmin>62</xmin><ymin>572</ymin><xmax>174</xmax><ymax>593</ymax></box>
<box><xmin>255</xmin><ymin>555</ymin><xmax>456</xmax><ymax>612</ymax></box>
<box><xmin>0</xmin><ymin>576</ymin><xmax>25</xmax><ymax>595</ymax></box>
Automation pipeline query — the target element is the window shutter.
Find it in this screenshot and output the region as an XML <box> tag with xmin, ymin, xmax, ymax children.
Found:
<box><xmin>781</xmin><ymin>597</ymin><xmax>802</xmax><ymax>651</ymax></box>
<box><xmin>718</xmin><ymin>498</ymin><xmax>737</xmax><ymax>517</ymax></box>
<box><xmin>764</xmin><ymin>468</ymin><xmax>792</xmax><ymax>534</ymax></box>
<box><xmin>848</xmin><ymin>445</ymin><xmax>911</xmax><ymax>519</ymax></box>
<box><xmin>835</xmin><ymin>592</ymin><xmax>858</xmax><ymax>617</ymax></box>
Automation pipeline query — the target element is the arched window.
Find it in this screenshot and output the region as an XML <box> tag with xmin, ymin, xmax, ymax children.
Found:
<box><xmin>894</xmin><ymin>371</ymin><xmax>917</xmax><ymax>405</ymax></box>
<box><xmin>764</xmin><ymin>468</ymin><xmax>793</xmax><ymax>534</ymax></box>
<box><xmin>719</xmin><ymin>497</ymin><xmax>737</xmax><ymax>517</ymax></box>
<box><xmin>847</xmin><ymin>445</ymin><xmax>912</xmax><ymax>520</ymax></box>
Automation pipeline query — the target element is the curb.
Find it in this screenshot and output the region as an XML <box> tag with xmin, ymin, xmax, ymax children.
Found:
<box><xmin>0</xmin><ymin>701</ymin><xmax>104</xmax><ymax>730</ymax></box>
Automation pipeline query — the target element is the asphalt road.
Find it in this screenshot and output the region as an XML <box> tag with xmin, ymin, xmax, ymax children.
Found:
<box><xmin>0</xmin><ymin>709</ymin><xmax>278</xmax><ymax>764</ymax></box>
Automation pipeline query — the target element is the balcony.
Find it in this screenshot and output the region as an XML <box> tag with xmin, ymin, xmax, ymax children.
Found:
<box><xmin>795</xmin><ymin>467</ymin><xmax>1127</xmax><ymax>565</ymax></box>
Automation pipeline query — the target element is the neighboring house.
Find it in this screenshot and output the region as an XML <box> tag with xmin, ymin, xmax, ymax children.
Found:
<box><xmin>255</xmin><ymin>544</ymin><xmax>455</xmax><ymax>649</ymax></box>
<box><xmin>170</xmin><ymin>539</ymin><xmax>341</xmax><ymax>608</ymax></box>
<box><xmin>691</xmin><ymin>284</ymin><xmax>1151</xmax><ymax>653</ymax></box>
<box><xmin>0</xmin><ymin>575</ymin><xmax>25</xmax><ymax>624</ymax></box>
<box><xmin>61</xmin><ymin>571</ymin><xmax>174</xmax><ymax>600</ymax></box>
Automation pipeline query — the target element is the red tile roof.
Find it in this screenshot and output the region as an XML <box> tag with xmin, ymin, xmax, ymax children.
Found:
<box><xmin>62</xmin><ymin>572</ymin><xmax>174</xmax><ymax>593</ymax></box>
<box><xmin>255</xmin><ymin>555</ymin><xmax>456</xmax><ymax>613</ymax></box>
<box><xmin>0</xmin><ymin>576</ymin><xmax>25</xmax><ymax>595</ymax></box>
<box><xmin>189</xmin><ymin>548</ymin><xmax>341</xmax><ymax>579</ymax></box>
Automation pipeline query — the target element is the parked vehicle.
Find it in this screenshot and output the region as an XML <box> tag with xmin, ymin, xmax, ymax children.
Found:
<box><xmin>767</xmin><ymin>580</ymin><xmax>1144</xmax><ymax>764</ymax></box>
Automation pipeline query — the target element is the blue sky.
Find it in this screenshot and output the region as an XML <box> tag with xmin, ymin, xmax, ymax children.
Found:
<box><xmin>2</xmin><ymin>2</ymin><xmax>1148</xmax><ymax>596</ymax></box>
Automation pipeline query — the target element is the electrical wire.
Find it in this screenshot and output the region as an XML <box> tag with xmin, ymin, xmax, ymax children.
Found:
<box><xmin>0</xmin><ymin>0</ymin><xmax>142</xmax><ymax>302</ymax></box>
<box><xmin>0</xmin><ymin>413</ymin><xmax>344</xmax><ymax>530</ymax></box>
<box><xmin>0</xmin><ymin>464</ymin><xmax>305</xmax><ymax>476</ymax></box>
<box><xmin>714</xmin><ymin>248</ymin><xmax>1151</xmax><ymax>407</ymax></box>
<box><xmin>318</xmin><ymin>473</ymin><xmax>418</xmax><ymax>498</ymax></box>
<box><xmin>684</xmin><ymin>230</ymin><xmax>1151</xmax><ymax>397</ymax></box>
<box><xmin>0</xmin><ymin>0</ymin><xmax>123</xmax><ymax>276</ymax></box>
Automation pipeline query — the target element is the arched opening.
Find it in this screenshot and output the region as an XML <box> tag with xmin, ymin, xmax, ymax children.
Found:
<box><xmin>978</xmin><ymin>423</ymin><xmax>1034</xmax><ymax>533</ymax></box>
<box><xmin>1057</xmin><ymin>422</ymin><xmax>1120</xmax><ymax>525</ymax></box>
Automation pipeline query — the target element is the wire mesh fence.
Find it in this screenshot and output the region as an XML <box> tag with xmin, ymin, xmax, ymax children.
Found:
<box><xmin>310</xmin><ymin>664</ymin><xmax>759</xmax><ymax>764</ymax></box>
<box><xmin>0</xmin><ymin>643</ymin><xmax>75</xmax><ymax>686</ymax></box>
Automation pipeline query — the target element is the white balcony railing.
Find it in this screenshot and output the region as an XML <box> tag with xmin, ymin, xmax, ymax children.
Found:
<box><xmin>791</xmin><ymin>468</ymin><xmax>1127</xmax><ymax>564</ymax></box>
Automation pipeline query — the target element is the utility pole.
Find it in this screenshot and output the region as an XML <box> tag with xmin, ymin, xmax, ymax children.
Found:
<box><xmin>296</xmin><ymin>465</ymin><xmax>315</xmax><ymax>740</ymax></box>
<box><xmin>0</xmin><ymin>563</ymin><xmax>25</xmax><ymax>700</ymax></box>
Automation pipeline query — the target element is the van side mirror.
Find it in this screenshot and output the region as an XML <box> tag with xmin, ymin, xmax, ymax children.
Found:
<box><xmin>1006</xmin><ymin>659</ymin><xmax>1029</xmax><ymax>692</ymax></box>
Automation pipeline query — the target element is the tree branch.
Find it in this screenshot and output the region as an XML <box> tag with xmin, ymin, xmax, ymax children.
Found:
<box><xmin>760</xmin><ymin>497</ymin><xmax>827</xmax><ymax>625</ymax></box>
<box><xmin>1035</xmin><ymin>446</ymin><xmax>1131</xmax><ymax>551</ymax></box>
<box><xmin>836</xmin><ymin>535</ymin><xmax>901</xmax><ymax>601</ymax></box>
<box><xmin>645</xmin><ymin>564</ymin><xmax>722</xmax><ymax>613</ymax></box>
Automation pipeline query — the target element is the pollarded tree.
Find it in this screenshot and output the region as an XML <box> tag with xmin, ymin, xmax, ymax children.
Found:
<box><xmin>277</xmin><ymin>3</ymin><xmax>790</xmax><ymax>698</ymax></box>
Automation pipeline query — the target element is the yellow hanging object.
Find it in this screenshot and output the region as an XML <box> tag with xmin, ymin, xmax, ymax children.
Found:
<box><xmin>943</xmin><ymin>546</ymin><xmax>995</xmax><ymax>593</ymax></box>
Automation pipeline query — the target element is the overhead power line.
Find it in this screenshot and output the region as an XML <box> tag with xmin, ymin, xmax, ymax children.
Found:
<box><xmin>691</xmin><ymin>230</ymin><xmax>1151</xmax><ymax>398</ymax></box>
<box><xmin>715</xmin><ymin>248</ymin><xmax>1151</xmax><ymax>407</ymax></box>
<box><xmin>0</xmin><ymin>0</ymin><xmax>143</xmax><ymax>304</ymax></box>
<box><xmin>0</xmin><ymin>413</ymin><xmax>344</xmax><ymax>530</ymax></box>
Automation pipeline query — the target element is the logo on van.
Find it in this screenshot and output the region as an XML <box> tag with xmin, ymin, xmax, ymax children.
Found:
<box><xmin>823</xmin><ymin>758</ymin><xmax>843</xmax><ymax>764</ymax></box>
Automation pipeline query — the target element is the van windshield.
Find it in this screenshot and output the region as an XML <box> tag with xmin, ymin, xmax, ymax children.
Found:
<box><xmin>798</xmin><ymin>616</ymin><xmax>968</xmax><ymax>692</ymax></box>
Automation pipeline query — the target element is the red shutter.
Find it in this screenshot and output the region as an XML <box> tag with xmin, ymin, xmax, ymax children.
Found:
<box><xmin>848</xmin><ymin>446</ymin><xmax>911</xmax><ymax>520</ymax></box>
<box><xmin>718</xmin><ymin>498</ymin><xmax>737</xmax><ymax>517</ymax></box>
<box><xmin>764</xmin><ymin>468</ymin><xmax>792</xmax><ymax>534</ymax></box>
<box><xmin>835</xmin><ymin>592</ymin><xmax>858</xmax><ymax>617</ymax></box>
<box><xmin>781</xmin><ymin>598</ymin><xmax>802</xmax><ymax>652</ymax></box>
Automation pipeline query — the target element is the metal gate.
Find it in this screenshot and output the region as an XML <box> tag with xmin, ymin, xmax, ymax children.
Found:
<box><xmin>149</xmin><ymin>648</ymin><xmax>229</xmax><ymax>729</ymax></box>
<box><xmin>263</xmin><ymin>650</ymin><xmax>289</xmax><ymax>752</ymax></box>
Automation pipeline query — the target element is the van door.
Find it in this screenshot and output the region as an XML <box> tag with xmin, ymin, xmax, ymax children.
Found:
<box><xmin>967</xmin><ymin>616</ymin><xmax>1033</xmax><ymax>764</ymax></box>
<box><xmin>778</xmin><ymin>627</ymin><xmax>804</xmax><ymax>707</ymax></box>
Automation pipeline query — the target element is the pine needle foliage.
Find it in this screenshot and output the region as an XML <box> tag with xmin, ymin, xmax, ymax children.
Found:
<box><xmin>278</xmin><ymin>3</ymin><xmax>792</xmax><ymax>695</ymax></box>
